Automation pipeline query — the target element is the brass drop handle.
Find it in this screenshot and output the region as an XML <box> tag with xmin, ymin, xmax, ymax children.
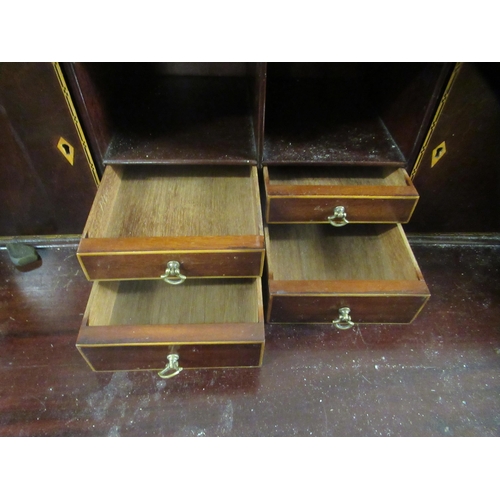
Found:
<box><xmin>328</xmin><ymin>206</ymin><xmax>349</xmax><ymax>227</ymax></box>
<box><xmin>161</xmin><ymin>261</ymin><xmax>186</xmax><ymax>285</ymax></box>
<box><xmin>158</xmin><ymin>354</ymin><xmax>183</xmax><ymax>379</ymax></box>
<box><xmin>333</xmin><ymin>307</ymin><xmax>354</xmax><ymax>330</ymax></box>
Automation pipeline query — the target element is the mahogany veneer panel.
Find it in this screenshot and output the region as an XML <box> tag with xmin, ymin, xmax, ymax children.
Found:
<box><xmin>264</xmin><ymin>166</ymin><xmax>419</xmax><ymax>223</ymax></box>
<box><xmin>409</xmin><ymin>63</ymin><xmax>500</xmax><ymax>233</ymax></box>
<box><xmin>77</xmin><ymin>279</ymin><xmax>265</xmax><ymax>372</ymax></box>
<box><xmin>77</xmin><ymin>164</ymin><xmax>264</xmax><ymax>280</ymax></box>
<box><xmin>265</xmin><ymin>224</ymin><xmax>429</xmax><ymax>324</ymax></box>
<box><xmin>0</xmin><ymin>63</ymin><xmax>97</xmax><ymax>235</ymax></box>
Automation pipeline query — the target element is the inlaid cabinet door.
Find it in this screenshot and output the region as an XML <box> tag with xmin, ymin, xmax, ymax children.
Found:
<box><xmin>0</xmin><ymin>63</ymin><xmax>98</xmax><ymax>236</ymax></box>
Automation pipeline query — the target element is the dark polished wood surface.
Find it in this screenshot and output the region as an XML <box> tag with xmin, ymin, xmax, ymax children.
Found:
<box><xmin>1</xmin><ymin>239</ymin><xmax>499</xmax><ymax>436</ymax></box>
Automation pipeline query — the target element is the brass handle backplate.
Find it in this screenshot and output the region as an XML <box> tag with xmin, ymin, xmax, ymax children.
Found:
<box><xmin>333</xmin><ymin>307</ymin><xmax>354</xmax><ymax>330</ymax></box>
<box><xmin>161</xmin><ymin>261</ymin><xmax>186</xmax><ymax>285</ymax></box>
<box><xmin>158</xmin><ymin>354</ymin><xmax>183</xmax><ymax>379</ymax></box>
<box><xmin>328</xmin><ymin>206</ymin><xmax>349</xmax><ymax>227</ymax></box>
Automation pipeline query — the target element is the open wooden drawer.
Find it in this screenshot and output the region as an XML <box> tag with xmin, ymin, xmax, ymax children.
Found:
<box><xmin>263</xmin><ymin>166</ymin><xmax>419</xmax><ymax>224</ymax></box>
<box><xmin>265</xmin><ymin>224</ymin><xmax>429</xmax><ymax>325</ymax></box>
<box><xmin>77</xmin><ymin>278</ymin><xmax>265</xmax><ymax>373</ymax></box>
<box><xmin>77</xmin><ymin>164</ymin><xmax>264</xmax><ymax>281</ymax></box>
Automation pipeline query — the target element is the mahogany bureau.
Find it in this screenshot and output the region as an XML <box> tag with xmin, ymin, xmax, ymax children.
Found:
<box><xmin>63</xmin><ymin>62</ymin><xmax>452</xmax><ymax>377</ymax></box>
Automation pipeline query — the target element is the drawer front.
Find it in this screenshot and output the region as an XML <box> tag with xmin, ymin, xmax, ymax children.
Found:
<box><xmin>264</xmin><ymin>165</ymin><xmax>419</xmax><ymax>224</ymax></box>
<box><xmin>78</xmin><ymin>248</ymin><xmax>264</xmax><ymax>280</ymax></box>
<box><xmin>268</xmin><ymin>293</ymin><xmax>429</xmax><ymax>324</ymax></box>
<box><xmin>78</xmin><ymin>324</ymin><xmax>264</xmax><ymax>372</ymax></box>
<box><xmin>267</xmin><ymin>196</ymin><xmax>418</xmax><ymax>224</ymax></box>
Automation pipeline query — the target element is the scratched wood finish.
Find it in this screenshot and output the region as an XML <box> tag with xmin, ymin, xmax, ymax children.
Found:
<box><xmin>265</xmin><ymin>224</ymin><xmax>429</xmax><ymax>323</ymax></box>
<box><xmin>78</xmin><ymin>165</ymin><xmax>264</xmax><ymax>279</ymax></box>
<box><xmin>264</xmin><ymin>166</ymin><xmax>418</xmax><ymax>223</ymax></box>
<box><xmin>77</xmin><ymin>279</ymin><xmax>264</xmax><ymax>371</ymax></box>
<box><xmin>63</xmin><ymin>63</ymin><xmax>259</xmax><ymax>169</ymax></box>
<box><xmin>1</xmin><ymin>242</ymin><xmax>499</xmax><ymax>437</ymax></box>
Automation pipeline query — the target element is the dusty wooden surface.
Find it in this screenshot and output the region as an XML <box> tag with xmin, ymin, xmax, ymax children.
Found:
<box><xmin>0</xmin><ymin>240</ymin><xmax>499</xmax><ymax>436</ymax></box>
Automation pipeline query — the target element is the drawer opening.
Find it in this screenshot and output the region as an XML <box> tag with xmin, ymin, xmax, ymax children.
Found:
<box><xmin>65</xmin><ymin>63</ymin><xmax>260</xmax><ymax>166</ymax></box>
<box><xmin>84</xmin><ymin>165</ymin><xmax>262</xmax><ymax>239</ymax></box>
<box><xmin>266</xmin><ymin>224</ymin><xmax>423</xmax><ymax>282</ymax></box>
<box><xmin>263</xmin><ymin>62</ymin><xmax>450</xmax><ymax>167</ymax></box>
<box><xmin>87</xmin><ymin>279</ymin><xmax>261</xmax><ymax>327</ymax></box>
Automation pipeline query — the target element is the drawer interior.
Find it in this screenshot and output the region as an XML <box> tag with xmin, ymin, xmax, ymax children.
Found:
<box><xmin>266</xmin><ymin>224</ymin><xmax>423</xmax><ymax>282</ymax></box>
<box><xmin>85</xmin><ymin>165</ymin><xmax>262</xmax><ymax>239</ymax></box>
<box><xmin>265</xmin><ymin>165</ymin><xmax>411</xmax><ymax>188</ymax></box>
<box><xmin>88</xmin><ymin>279</ymin><xmax>261</xmax><ymax>326</ymax></box>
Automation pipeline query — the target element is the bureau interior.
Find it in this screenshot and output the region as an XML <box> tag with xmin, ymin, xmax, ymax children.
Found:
<box><xmin>85</xmin><ymin>165</ymin><xmax>261</xmax><ymax>238</ymax></box>
<box><xmin>65</xmin><ymin>62</ymin><xmax>260</xmax><ymax>166</ymax></box>
<box><xmin>88</xmin><ymin>279</ymin><xmax>260</xmax><ymax>326</ymax></box>
<box><xmin>263</xmin><ymin>62</ymin><xmax>450</xmax><ymax>166</ymax></box>
<box><xmin>266</xmin><ymin>225</ymin><xmax>422</xmax><ymax>282</ymax></box>
<box><xmin>265</xmin><ymin>165</ymin><xmax>410</xmax><ymax>187</ymax></box>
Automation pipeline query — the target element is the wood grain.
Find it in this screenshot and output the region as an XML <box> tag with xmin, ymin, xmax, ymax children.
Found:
<box><xmin>87</xmin><ymin>165</ymin><xmax>261</xmax><ymax>238</ymax></box>
<box><xmin>86</xmin><ymin>279</ymin><xmax>260</xmax><ymax>326</ymax></box>
<box><xmin>265</xmin><ymin>165</ymin><xmax>409</xmax><ymax>188</ymax></box>
<box><xmin>266</xmin><ymin>225</ymin><xmax>421</xmax><ymax>281</ymax></box>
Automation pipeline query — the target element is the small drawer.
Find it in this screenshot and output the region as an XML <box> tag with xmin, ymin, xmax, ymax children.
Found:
<box><xmin>77</xmin><ymin>279</ymin><xmax>265</xmax><ymax>373</ymax></box>
<box><xmin>77</xmin><ymin>164</ymin><xmax>264</xmax><ymax>280</ymax></box>
<box><xmin>264</xmin><ymin>165</ymin><xmax>419</xmax><ymax>224</ymax></box>
<box><xmin>265</xmin><ymin>224</ymin><xmax>429</xmax><ymax>325</ymax></box>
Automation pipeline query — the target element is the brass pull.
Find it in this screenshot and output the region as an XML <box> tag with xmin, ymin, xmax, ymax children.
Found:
<box><xmin>328</xmin><ymin>206</ymin><xmax>349</xmax><ymax>227</ymax></box>
<box><xmin>333</xmin><ymin>307</ymin><xmax>354</xmax><ymax>330</ymax></box>
<box><xmin>158</xmin><ymin>354</ymin><xmax>183</xmax><ymax>379</ymax></box>
<box><xmin>161</xmin><ymin>261</ymin><xmax>186</xmax><ymax>285</ymax></box>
